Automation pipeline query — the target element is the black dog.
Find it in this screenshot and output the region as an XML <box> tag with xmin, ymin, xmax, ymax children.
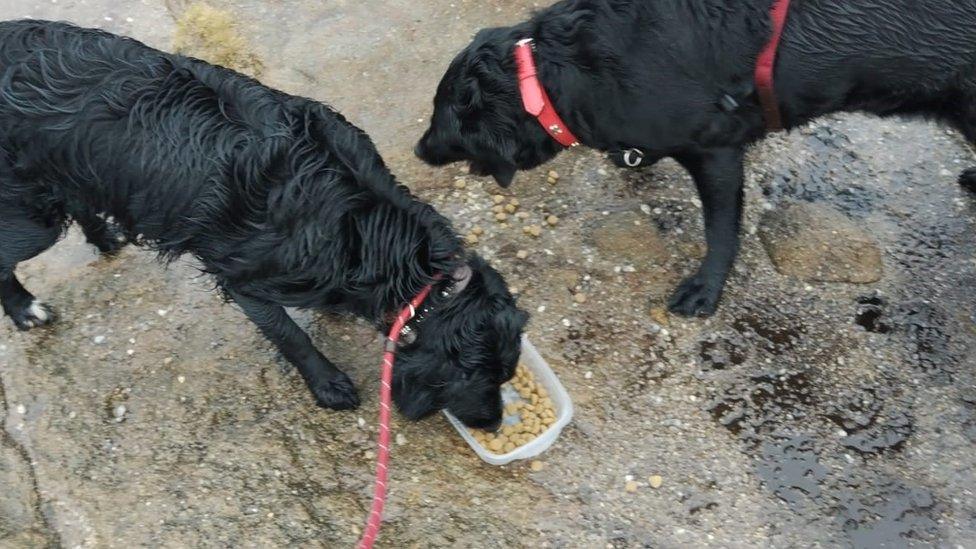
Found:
<box><xmin>415</xmin><ymin>0</ymin><xmax>976</xmax><ymax>316</ymax></box>
<box><xmin>0</xmin><ymin>20</ymin><xmax>527</xmax><ymax>429</ymax></box>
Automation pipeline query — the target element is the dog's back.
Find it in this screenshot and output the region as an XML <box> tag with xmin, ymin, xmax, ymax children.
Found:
<box><xmin>0</xmin><ymin>20</ymin><xmax>311</xmax><ymax>252</ymax></box>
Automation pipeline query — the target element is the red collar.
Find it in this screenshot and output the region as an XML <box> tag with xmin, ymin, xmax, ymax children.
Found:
<box><xmin>514</xmin><ymin>38</ymin><xmax>580</xmax><ymax>148</ymax></box>
<box><xmin>754</xmin><ymin>0</ymin><xmax>792</xmax><ymax>131</ymax></box>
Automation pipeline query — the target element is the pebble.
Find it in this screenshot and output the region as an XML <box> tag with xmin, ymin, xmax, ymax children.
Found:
<box><xmin>584</xmin><ymin>371</ymin><xmax>593</xmax><ymax>379</ymax></box>
<box><xmin>163</xmin><ymin>357</ymin><xmax>174</xmax><ymax>365</ymax></box>
<box><xmin>113</xmin><ymin>405</ymin><xmax>127</xmax><ymax>420</ymax></box>
<box><xmin>157</xmin><ymin>309</ymin><xmax>168</xmax><ymax>317</ymax></box>
<box><xmin>573</xmin><ymin>293</ymin><xmax>587</xmax><ymax>304</ymax></box>
<box><xmin>93</xmin><ymin>335</ymin><xmax>107</xmax><ymax>345</ymax></box>
<box><xmin>454</xmin><ymin>180</ymin><xmax>467</xmax><ymax>190</ymax></box>
<box><xmin>516</xmin><ymin>250</ymin><xmax>529</xmax><ymax>260</ymax></box>
<box><xmin>648</xmin><ymin>475</ymin><xmax>663</xmax><ymax>489</ymax></box>
<box><xmin>546</xmin><ymin>215</ymin><xmax>559</xmax><ymax>226</ymax></box>
<box><xmin>15</xmin><ymin>404</ymin><xmax>26</xmax><ymax>415</ymax></box>
<box><xmin>649</xmin><ymin>307</ymin><xmax>669</xmax><ymax>326</ymax></box>
<box><xmin>625</xmin><ymin>480</ymin><xmax>639</xmax><ymax>493</ymax></box>
<box><xmin>530</xmin><ymin>460</ymin><xmax>545</xmax><ymax>472</ymax></box>
<box><xmin>396</xmin><ymin>433</ymin><xmax>407</xmax><ymax>446</ymax></box>
<box><xmin>177</xmin><ymin>375</ymin><xmax>186</xmax><ymax>384</ymax></box>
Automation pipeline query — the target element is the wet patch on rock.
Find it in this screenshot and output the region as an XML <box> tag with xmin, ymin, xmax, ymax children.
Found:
<box><xmin>824</xmin><ymin>385</ymin><xmax>916</xmax><ymax>456</ymax></box>
<box><xmin>759</xmin><ymin>201</ymin><xmax>883</xmax><ymax>283</ymax></box>
<box><xmin>835</xmin><ymin>477</ymin><xmax>940</xmax><ymax>548</ymax></box>
<box><xmin>852</xmin><ymin>295</ymin><xmax>960</xmax><ymax>383</ymax></box>
<box><xmin>759</xmin><ymin>123</ymin><xmax>884</xmax><ymax>214</ymax></box>
<box><xmin>755</xmin><ymin>435</ymin><xmax>827</xmax><ymax>509</ymax></box>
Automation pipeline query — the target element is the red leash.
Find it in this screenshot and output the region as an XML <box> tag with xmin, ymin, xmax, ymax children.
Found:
<box><xmin>357</xmin><ymin>279</ymin><xmax>439</xmax><ymax>549</ymax></box>
<box><xmin>755</xmin><ymin>0</ymin><xmax>792</xmax><ymax>131</ymax></box>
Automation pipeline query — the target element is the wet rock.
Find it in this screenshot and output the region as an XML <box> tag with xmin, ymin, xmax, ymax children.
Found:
<box><xmin>588</xmin><ymin>211</ymin><xmax>668</xmax><ymax>268</ymax></box>
<box><xmin>841</xmin><ymin>411</ymin><xmax>913</xmax><ymax>455</ymax></box>
<box><xmin>836</xmin><ymin>478</ymin><xmax>939</xmax><ymax>548</ymax></box>
<box><xmin>755</xmin><ymin>435</ymin><xmax>827</xmax><ymax>508</ymax></box>
<box><xmin>759</xmin><ymin>202</ymin><xmax>882</xmax><ymax>283</ymax></box>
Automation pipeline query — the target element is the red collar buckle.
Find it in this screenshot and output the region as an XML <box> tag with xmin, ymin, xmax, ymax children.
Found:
<box><xmin>514</xmin><ymin>38</ymin><xmax>581</xmax><ymax>148</ymax></box>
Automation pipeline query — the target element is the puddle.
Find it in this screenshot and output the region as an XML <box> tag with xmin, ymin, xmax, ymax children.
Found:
<box><xmin>755</xmin><ymin>435</ymin><xmax>827</xmax><ymax>508</ymax></box>
<box><xmin>836</xmin><ymin>478</ymin><xmax>940</xmax><ymax>548</ymax></box>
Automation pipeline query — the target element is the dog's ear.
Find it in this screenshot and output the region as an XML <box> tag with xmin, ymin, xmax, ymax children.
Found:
<box><xmin>458</xmin><ymin>77</ymin><xmax>483</xmax><ymax>111</ymax></box>
<box><xmin>490</xmin><ymin>306</ymin><xmax>529</xmax><ymax>380</ymax></box>
<box><xmin>491</xmin><ymin>164</ymin><xmax>517</xmax><ymax>187</ymax></box>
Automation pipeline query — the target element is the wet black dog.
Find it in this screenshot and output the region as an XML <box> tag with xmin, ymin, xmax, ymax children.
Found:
<box><xmin>416</xmin><ymin>0</ymin><xmax>976</xmax><ymax>316</ymax></box>
<box><xmin>0</xmin><ymin>20</ymin><xmax>527</xmax><ymax>429</ymax></box>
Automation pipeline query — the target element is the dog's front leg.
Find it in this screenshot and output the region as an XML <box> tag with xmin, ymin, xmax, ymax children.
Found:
<box><xmin>227</xmin><ymin>289</ymin><xmax>360</xmax><ymax>410</ymax></box>
<box><xmin>668</xmin><ymin>147</ymin><xmax>745</xmax><ymax>317</ymax></box>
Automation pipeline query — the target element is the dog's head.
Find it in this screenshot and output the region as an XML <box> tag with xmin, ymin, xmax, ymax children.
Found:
<box><xmin>392</xmin><ymin>255</ymin><xmax>528</xmax><ymax>430</ymax></box>
<box><xmin>414</xmin><ymin>27</ymin><xmax>562</xmax><ymax>188</ymax></box>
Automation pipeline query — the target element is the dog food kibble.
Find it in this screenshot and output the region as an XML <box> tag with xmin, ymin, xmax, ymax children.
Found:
<box><xmin>504</xmin><ymin>203</ymin><xmax>518</xmax><ymax>214</ymax></box>
<box><xmin>495</xmin><ymin>212</ymin><xmax>509</xmax><ymax>222</ymax></box>
<box><xmin>471</xmin><ymin>226</ymin><xmax>484</xmax><ymax>236</ymax></box>
<box><xmin>493</xmin><ymin>194</ymin><xmax>506</xmax><ymax>204</ymax></box>
<box><xmin>465</xmin><ymin>233</ymin><xmax>480</xmax><ymax>245</ymax></box>
<box><xmin>648</xmin><ymin>475</ymin><xmax>663</xmax><ymax>489</ymax></box>
<box><xmin>492</xmin><ymin>205</ymin><xmax>505</xmax><ymax>214</ymax></box>
<box><xmin>523</xmin><ymin>225</ymin><xmax>543</xmax><ymax>238</ymax></box>
<box><xmin>573</xmin><ymin>292</ymin><xmax>587</xmax><ymax>304</ymax></box>
<box><xmin>454</xmin><ymin>179</ymin><xmax>467</xmax><ymax>189</ymax></box>
<box><xmin>467</xmin><ymin>363</ymin><xmax>557</xmax><ymax>454</ymax></box>
<box><xmin>545</xmin><ymin>215</ymin><xmax>559</xmax><ymax>226</ymax></box>
<box><xmin>530</xmin><ymin>460</ymin><xmax>545</xmax><ymax>472</ymax></box>
<box><xmin>625</xmin><ymin>480</ymin><xmax>639</xmax><ymax>493</ymax></box>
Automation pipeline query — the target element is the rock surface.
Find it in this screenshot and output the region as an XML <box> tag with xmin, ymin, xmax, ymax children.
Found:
<box><xmin>759</xmin><ymin>201</ymin><xmax>883</xmax><ymax>283</ymax></box>
<box><xmin>0</xmin><ymin>0</ymin><xmax>975</xmax><ymax>548</ymax></box>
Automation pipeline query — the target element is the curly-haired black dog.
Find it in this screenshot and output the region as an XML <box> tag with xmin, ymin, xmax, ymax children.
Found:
<box><xmin>0</xmin><ymin>20</ymin><xmax>528</xmax><ymax>429</ymax></box>
<box><xmin>415</xmin><ymin>0</ymin><xmax>976</xmax><ymax>316</ymax></box>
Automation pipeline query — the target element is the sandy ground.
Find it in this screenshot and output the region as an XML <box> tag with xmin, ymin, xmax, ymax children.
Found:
<box><xmin>1</xmin><ymin>1</ymin><xmax>975</xmax><ymax>547</ymax></box>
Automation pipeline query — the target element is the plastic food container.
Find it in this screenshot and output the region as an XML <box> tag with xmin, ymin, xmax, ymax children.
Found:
<box><xmin>444</xmin><ymin>337</ymin><xmax>573</xmax><ymax>465</ymax></box>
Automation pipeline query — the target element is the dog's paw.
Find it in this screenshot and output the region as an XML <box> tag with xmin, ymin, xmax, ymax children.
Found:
<box><xmin>959</xmin><ymin>167</ymin><xmax>976</xmax><ymax>193</ymax></box>
<box><xmin>311</xmin><ymin>373</ymin><xmax>361</xmax><ymax>410</ymax></box>
<box><xmin>667</xmin><ymin>275</ymin><xmax>722</xmax><ymax>317</ymax></box>
<box><xmin>8</xmin><ymin>300</ymin><xmax>57</xmax><ymax>331</ymax></box>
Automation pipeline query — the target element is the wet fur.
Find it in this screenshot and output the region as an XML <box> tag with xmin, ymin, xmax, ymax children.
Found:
<box><xmin>0</xmin><ymin>20</ymin><xmax>526</xmax><ymax>427</ymax></box>
<box><xmin>416</xmin><ymin>0</ymin><xmax>976</xmax><ymax>316</ymax></box>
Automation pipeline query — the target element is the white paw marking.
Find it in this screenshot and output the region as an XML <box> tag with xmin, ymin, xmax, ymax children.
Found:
<box><xmin>28</xmin><ymin>300</ymin><xmax>49</xmax><ymax>322</ymax></box>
